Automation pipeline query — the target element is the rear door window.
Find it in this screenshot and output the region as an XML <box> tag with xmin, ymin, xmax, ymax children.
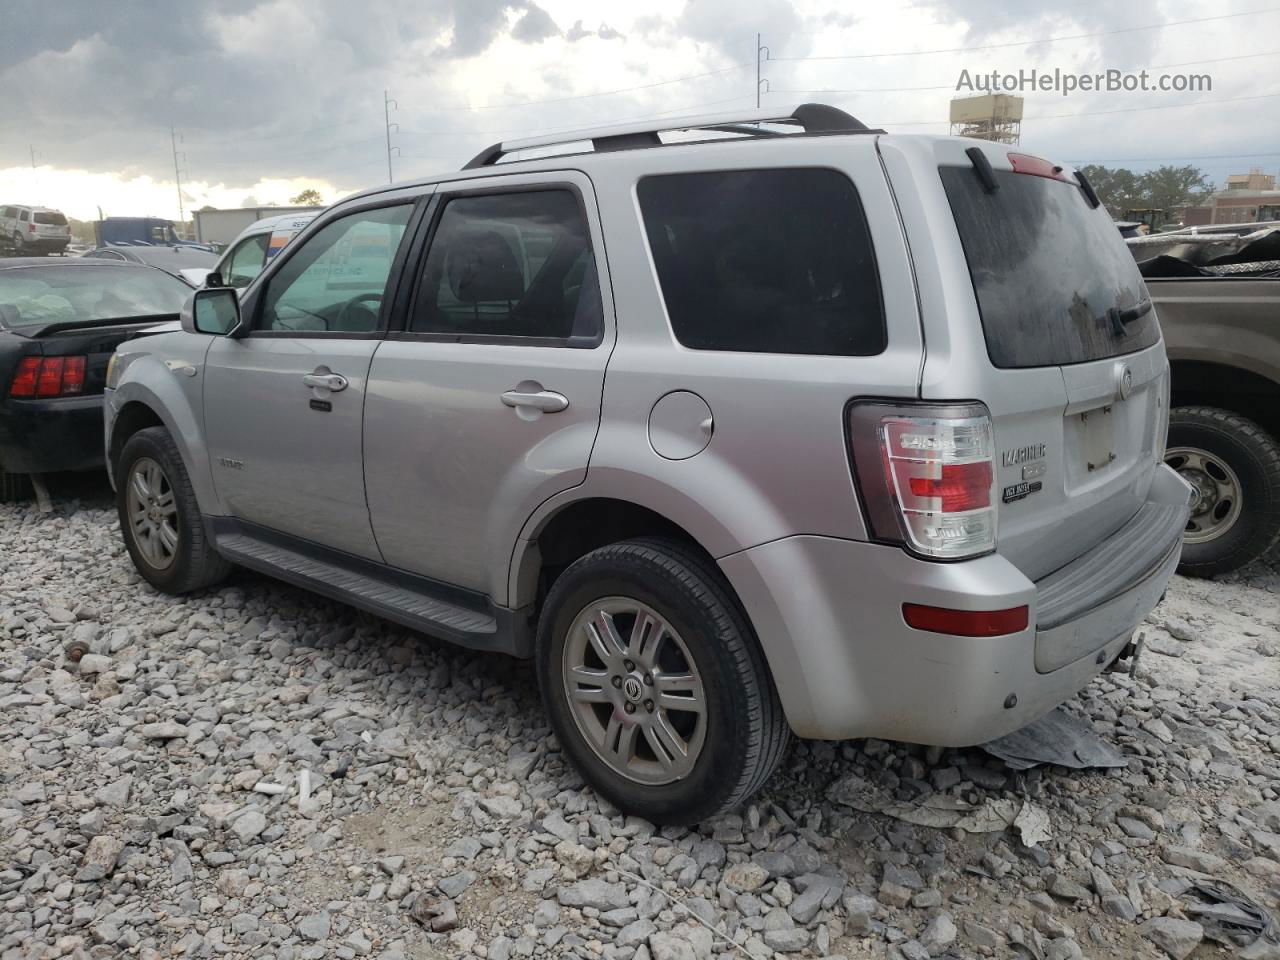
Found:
<box><xmin>34</xmin><ymin>212</ymin><xmax>67</xmax><ymax>225</ymax></box>
<box><xmin>940</xmin><ymin>166</ymin><xmax>1158</xmax><ymax>368</ymax></box>
<box><xmin>409</xmin><ymin>189</ymin><xmax>602</xmax><ymax>343</ymax></box>
<box><xmin>637</xmin><ymin>168</ymin><xmax>885</xmax><ymax>356</ymax></box>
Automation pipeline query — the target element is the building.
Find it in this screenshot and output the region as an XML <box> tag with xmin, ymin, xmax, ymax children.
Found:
<box><xmin>949</xmin><ymin>94</ymin><xmax>1023</xmax><ymax>144</ymax></box>
<box><xmin>1192</xmin><ymin>170</ymin><xmax>1280</xmax><ymax>225</ymax></box>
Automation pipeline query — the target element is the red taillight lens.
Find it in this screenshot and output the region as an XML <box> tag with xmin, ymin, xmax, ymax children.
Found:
<box><xmin>10</xmin><ymin>357</ymin><xmax>40</xmax><ymax>397</ymax></box>
<box><xmin>907</xmin><ymin>462</ymin><xmax>993</xmax><ymax>512</ymax></box>
<box><xmin>61</xmin><ymin>356</ymin><xmax>86</xmax><ymax>395</ymax></box>
<box><xmin>27</xmin><ymin>222</ymin><xmax>36</xmax><ymax>233</ymax></box>
<box><xmin>10</xmin><ymin>356</ymin><xmax>88</xmax><ymax>398</ymax></box>
<box><xmin>849</xmin><ymin>402</ymin><xmax>998</xmax><ymax>560</ymax></box>
<box><xmin>36</xmin><ymin>357</ymin><xmax>65</xmax><ymax>396</ymax></box>
<box><xmin>903</xmin><ymin>603</ymin><xmax>1029</xmax><ymax>637</ymax></box>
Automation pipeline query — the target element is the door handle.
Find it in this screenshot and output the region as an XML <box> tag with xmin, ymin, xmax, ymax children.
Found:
<box><xmin>501</xmin><ymin>387</ymin><xmax>569</xmax><ymax>413</ymax></box>
<box><xmin>303</xmin><ymin>371</ymin><xmax>348</xmax><ymax>392</ymax></box>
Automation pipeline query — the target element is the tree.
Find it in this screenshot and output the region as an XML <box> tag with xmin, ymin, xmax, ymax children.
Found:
<box><xmin>1139</xmin><ymin>165</ymin><xmax>1213</xmax><ymax>215</ymax></box>
<box><xmin>1078</xmin><ymin>164</ymin><xmax>1144</xmax><ymax>213</ymax></box>
<box><xmin>1078</xmin><ymin>163</ymin><xmax>1213</xmax><ymax>218</ymax></box>
<box><xmin>290</xmin><ymin>188</ymin><xmax>323</xmax><ymax>205</ymax></box>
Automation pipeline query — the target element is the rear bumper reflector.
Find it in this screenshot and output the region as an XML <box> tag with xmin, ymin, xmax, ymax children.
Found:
<box><xmin>902</xmin><ymin>602</ymin><xmax>1029</xmax><ymax>637</ymax></box>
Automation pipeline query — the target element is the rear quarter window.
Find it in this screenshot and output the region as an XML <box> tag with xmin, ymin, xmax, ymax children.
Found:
<box><xmin>637</xmin><ymin>168</ymin><xmax>885</xmax><ymax>356</ymax></box>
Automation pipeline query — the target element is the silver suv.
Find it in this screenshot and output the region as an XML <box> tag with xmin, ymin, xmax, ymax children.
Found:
<box><xmin>1</xmin><ymin>204</ymin><xmax>71</xmax><ymax>255</ymax></box>
<box><xmin>105</xmin><ymin>104</ymin><xmax>1191</xmax><ymax>823</ymax></box>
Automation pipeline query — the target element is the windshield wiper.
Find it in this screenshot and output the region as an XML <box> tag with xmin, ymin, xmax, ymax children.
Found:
<box><xmin>1107</xmin><ymin>298</ymin><xmax>1152</xmax><ymax>337</ymax></box>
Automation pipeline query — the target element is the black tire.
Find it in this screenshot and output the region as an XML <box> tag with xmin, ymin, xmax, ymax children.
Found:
<box><xmin>535</xmin><ymin>538</ymin><xmax>789</xmax><ymax>824</ymax></box>
<box><xmin>1166</xmin><ymin>406</ymin><xmax>1280</xmax><ymax>577</ymax></box>
<box><xmin>116</xmin><ymin>426</ymin><xmax>231</xmax><ymax>593</ymax></box>
<box><xmin>11</xmin><ymin>233</ymin><xmax>24</xmax><ymax>256</ymax></box>
<box><xmin>0</xmin><ymin>464</ymin><xmax>30</xmax><ymax>503</ymax></box>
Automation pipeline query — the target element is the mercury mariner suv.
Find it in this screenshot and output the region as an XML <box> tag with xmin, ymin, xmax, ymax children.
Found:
<box><xmin>105</xmin><ymin>104</ymin><xmax>1191</xmax><ymax>823</ymax></box>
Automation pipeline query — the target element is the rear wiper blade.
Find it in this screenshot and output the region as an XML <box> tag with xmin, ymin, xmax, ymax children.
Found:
<box><xmin>1107</xmin><ymin>298</ymin><xmax>1152</xmax><ymax>337</ymax></box>
<box><xmin>24</xmin><ymin>313</ymin><xmax>180</xmax><ymax>337</ymax></box>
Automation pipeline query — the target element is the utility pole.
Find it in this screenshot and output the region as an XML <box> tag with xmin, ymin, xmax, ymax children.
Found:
<box><xmin>756</xmin><ymin>34</ymin><xmax>770</xmax><ymax>108</ymax></box>
<box><xmin>29</xmin><ymin>145</ymin><xmax>37</xmax><ymax>169</ymax></box>
<box><xmin>384</xmin><ymin>90</ymin><xmax>400</xmax><ymax>184</ymax></box>
<box><xmin>170</xmin><ymin>127</ymin><xmax>186</xmax><ymax>236</ymax></box>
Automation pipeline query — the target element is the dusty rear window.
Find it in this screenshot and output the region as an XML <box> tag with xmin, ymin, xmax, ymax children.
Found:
<box><xmin>941</xmin><ymin>165</ymin><xmax>1159</xmax><ymax>368</ymax></box>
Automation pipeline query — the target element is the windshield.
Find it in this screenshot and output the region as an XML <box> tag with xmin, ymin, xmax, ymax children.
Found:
<box><xmin>0</xmin><ymin>265</ymin><xmax>191</xmax><ymax>327</ymax></box>
<box><xmin>940</xmin><ymin>165</ymin><xmax>1159</xmax><ymax>368</ymax></box>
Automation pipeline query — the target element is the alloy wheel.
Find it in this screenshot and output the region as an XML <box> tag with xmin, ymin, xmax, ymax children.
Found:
<box><xmin>1165</xmin><ymin>446</ymin><xmax>1243</xmax><ymax>543</ymax></box>
<box><xmin>126</xmin><ymin>456</ymin><xmax>179</xmax><ymax>569</ymax></box>
<box><xmin>561</xmin><ymin>597</ymin><xmax>707</xmax><ymax>785</ymax></box>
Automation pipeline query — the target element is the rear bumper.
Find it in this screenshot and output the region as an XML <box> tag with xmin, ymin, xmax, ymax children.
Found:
<box><xmin>0</xmin><ymin>395</ymin><xmax>107</xmax><ymax>473</ymax></box>
<box><xmin>719</xmin><ymin>464</ymin><xmax>1192</xmax><ymax>743</ymax></box>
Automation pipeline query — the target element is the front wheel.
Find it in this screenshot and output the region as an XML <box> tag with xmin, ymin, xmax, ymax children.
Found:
<box><xmin>1165</xmin><ymin>406</ymin><xmax>1280</xmax><ymax>577</ymax></box>
<box><xmin>116</xmin><ymin>426</ymin><xmax>231</xmax><ymax>593</ymax></box>
<box><xmin>535</xmin><ymin>539</ymin><xmax>789</xmax><ymax>824</ymax></box>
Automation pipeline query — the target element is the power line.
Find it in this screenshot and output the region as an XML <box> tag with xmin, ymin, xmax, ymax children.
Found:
<box><xmin>427</xmin><ymin>62</ymin><xmax>751</xmax><ymax>112</ymax></box>
<box><xmin>770</xmin><ymin>9</ymin><xmax>1279</xmax><ymax>62</ymax></box>
<box><xmin>1067</xmin><ymin>151</ymin><xmax>1280</xmax><ymax>163</ymax></box>
<box><xmin>768</xmin><ymin>49</ymin><xmax>1280</xmax><ymax>96</ymax></box>
<box><xmin>846</xmin><ymin>90</ymin><xmax>1280</xmax><ymax>126</ymax></box>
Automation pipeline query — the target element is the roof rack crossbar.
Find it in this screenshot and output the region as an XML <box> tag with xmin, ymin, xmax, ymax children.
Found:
<box><xmin>461</xmin><ymin>102</ymin><xmax>880</xmax><ymax>170</ymax></box>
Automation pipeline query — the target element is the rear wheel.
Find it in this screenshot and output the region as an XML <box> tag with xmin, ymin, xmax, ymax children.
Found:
<box><xmin>116</xmin><ymin>427</ymin><xmax>231</xmax><ymax>593</ymax></box>
<box><xmin>11</xmin><ymin>233</ymin><xmax>24</xmax><ymax>256</ymax></box>
<box><xmin>536</xmin><ymin>538</ymin><xmax>789</xmax><ymax>824</ymax></box>
<box><xmin>1165</xmin><ymin>406</ymin><xmax>1280</xmax><ymax>577</ymax></box>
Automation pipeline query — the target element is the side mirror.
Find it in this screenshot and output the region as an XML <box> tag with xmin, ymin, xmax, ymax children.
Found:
<box><xmin>182</xmin><ymin>287</ymin><xmax>242</xmax><ymax>337</ymax></box>
<box><xmin>204</xmin><ymin>271</ymin><xmax>224</xmax><ymax>288</ymax></box>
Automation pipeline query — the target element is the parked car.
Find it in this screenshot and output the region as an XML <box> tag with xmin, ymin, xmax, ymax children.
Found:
<box><xmin>1</xmin><ymin>205</ymin><xmax>72</xmax><ymax>256</ymax></box>
<box><xmin>105</xmin><ymin>104</ymin><xmax>1189</xmax><ymax>823</ymax></box>
<box><xmin>0</xmin><ymin>259</ymin><xmax>191</xmax><ymax>501</ymax></box>
<box><xmin>1128</xmin><ymin>226</ymin><xmax>1280</xmax><ymax>576</ymax></box>
<box><xmin>83</xmin><ymin>244</ymin><xmax>219</xmax><ymax>287</ymax></box>
<box><xmin>209</xmin><ymin>212</ymin><xmax>318</xmax><ymax>289</ymax></box>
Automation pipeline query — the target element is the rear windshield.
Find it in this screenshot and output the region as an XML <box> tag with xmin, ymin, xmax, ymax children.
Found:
<box><xmin>0</xmin><ymin>265</ymin><xmax>190</xmax><ymax>327</ymax></box>
<box><xmin>34</xmin><ymin>211</ymin><xmax>67</xmax><ymax>225</ymax></box>
<box><xmin>638</xmin><ymin>168</ymin><xmax>885</xmax><ymax>356</ymax></box>
<box><xmin>940</xmin><ymin>165</ymin><xmax>1158</xmax><ymax>368</ymax></box>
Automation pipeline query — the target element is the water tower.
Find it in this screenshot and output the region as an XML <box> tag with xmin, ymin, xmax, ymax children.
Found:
<box><xmin>949</xmin><ymin>94</ymin><xmax>1023</xmax><ymax>144</ymax></box>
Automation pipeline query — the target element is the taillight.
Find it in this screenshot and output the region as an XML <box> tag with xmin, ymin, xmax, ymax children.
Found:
<box><xmin>848</xmin><ymin>402</ymin><xmax>998</xmax><ymax>559</ymax></box>
<box><xmin>10</xmin><ymin>357</ymin><xmax>40</xmax><ymax>397</ymax></box>
<box><xmin>27</xmin><ymin>222</ymin><xmax>36</xmax><ymax>234</ymax></box>
<box><xmin>9</xmin><ymin>356</ymin><xmax>88</xmax><ymax>398</ymax></box>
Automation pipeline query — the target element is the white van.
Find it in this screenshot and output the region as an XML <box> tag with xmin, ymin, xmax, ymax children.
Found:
<box><xmin>210</xmin><ymin>213</ymin><xmax>317</xmax><ymax>288</ymax></box>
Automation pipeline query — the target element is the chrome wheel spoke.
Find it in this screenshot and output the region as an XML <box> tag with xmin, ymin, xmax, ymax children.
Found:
<box><xmin>130</xmin><ymin>470</ymin><xmax>151</xmax><ymax>501</ymax></box>
<box><xmin>157</xmin><ymin>521</ymin><xmax>179</xmax><ymax>555</ymax></box>
<box><xmin>585</xmin><ymin>609</ymin><xmax>625</xmax><ymax>667</ymax></box>
<box><xmin>602</xmin><ymin>713</ymin><xmax>637</xmax><ymax>762</ymax></box>
<box><xmin>628</xmin><ymin>610</ymin><xmax>663</xmax><ymax>664</ymax></box>
<box><xmin>654</xmin><ymin>672</ymin><xmax>706</xmax><ymax>715</ymax></box>
<box><xmin>643</xmin><ymin>714</ymin><xmax>690</xmax><ymax>773</ymax></box>
<box><xmin>568</xmin><ymin>666</ymin><xmax>611</xmax><ymax>704</ymax></box>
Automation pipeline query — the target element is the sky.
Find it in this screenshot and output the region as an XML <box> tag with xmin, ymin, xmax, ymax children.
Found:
<box><xmin>2</xmin><ymin>0</ymin><xmax>1278</xmax><ymax>222</ymax></box>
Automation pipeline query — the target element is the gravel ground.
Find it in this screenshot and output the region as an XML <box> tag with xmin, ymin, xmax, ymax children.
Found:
<box><xmin>2</xmin><ymin>477</ymin><xmax>1278</xmax><ymax>960</ymax></box>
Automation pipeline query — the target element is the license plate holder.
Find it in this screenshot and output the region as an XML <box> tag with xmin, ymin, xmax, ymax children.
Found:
<box><xmin>1080</xmin><ymin>405</ymin><xmax>1116</xmax><ymax>473</ymax></box>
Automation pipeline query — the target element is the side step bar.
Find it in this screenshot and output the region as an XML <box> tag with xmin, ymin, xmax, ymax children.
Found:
<box><xmin>211</xmin><ymin>522</ymin><xmax>530</xmax><ymax>656</ymax></box>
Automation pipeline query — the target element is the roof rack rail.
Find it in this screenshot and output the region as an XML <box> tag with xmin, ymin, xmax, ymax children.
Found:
<box><xmin>462</xmin><ymin>102</ymin><xmax>881</xmax><ymax>170</ymax></box>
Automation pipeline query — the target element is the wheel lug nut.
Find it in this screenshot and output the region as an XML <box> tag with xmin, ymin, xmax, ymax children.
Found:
<box><xmin>624</xmin><ymin>660</ymin><xmax>635</xmax><ymax>671</ymax></box>
<box><xmin>624</xmin><ymin>702</ymin><xmax>636</xmax><ymax>714</ymax></box>
<box><xmin>644</xmin><ymin>700</ymin><xmax>654</xmax><ymax>712</ymax></box>
<box><xmin>643</xmin><ymin>674</ymin><xmax>654</xmax><ymax>686</ymax></box>
<box><xmin>611</xmin><ymin>676</ymin><xmax>622</xmax><ymax>688</ymax></box>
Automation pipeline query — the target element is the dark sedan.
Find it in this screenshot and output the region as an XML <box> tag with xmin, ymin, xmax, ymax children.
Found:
<box><xmin>0</xmin><ymin>259</ymin><xmax>191</xmax><ymax>502</ymax></box>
